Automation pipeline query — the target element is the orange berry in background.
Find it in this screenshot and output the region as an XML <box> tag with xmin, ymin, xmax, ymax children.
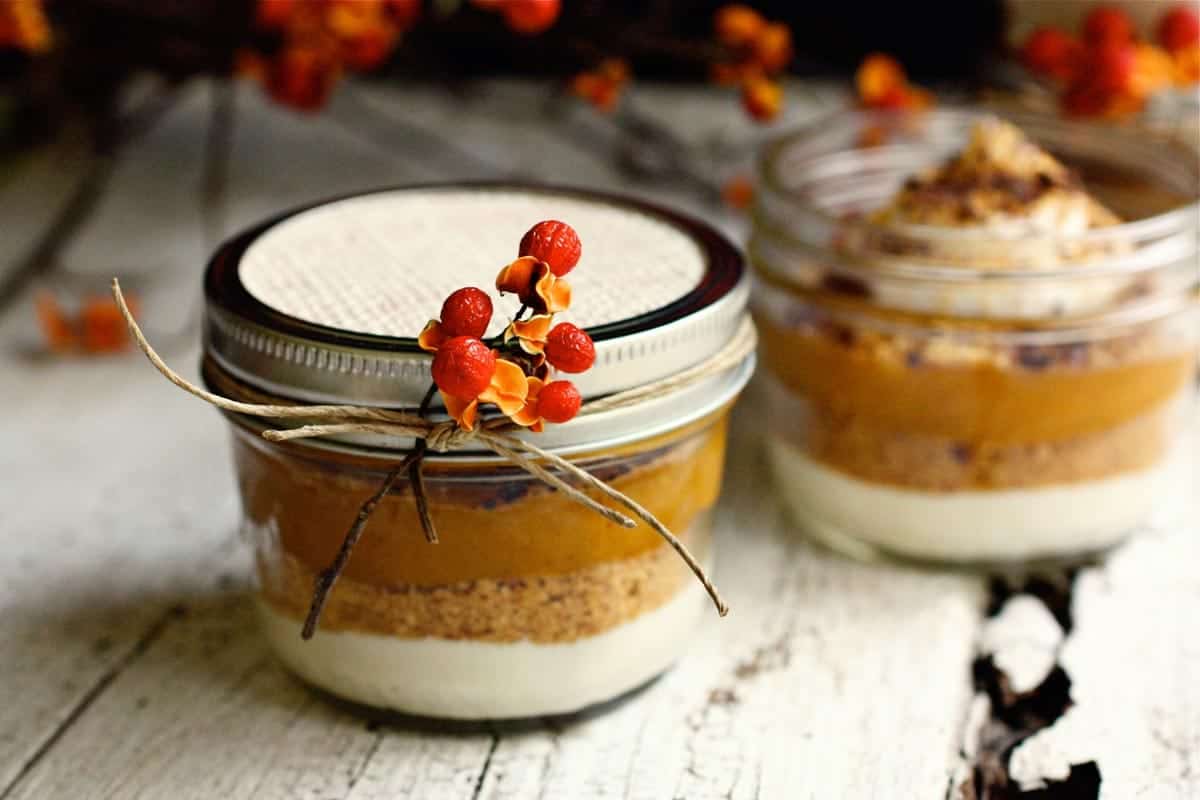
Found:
<box><xmin>715</xmin><ymin>4</ymin><xmax>766</xmax><ymax>49</ymax></box>
<box><xmin>255</xmin><ymin>0</ymin><xmax>295</xmax><ymax>29</ymax></box>
<box><xmin>721</xmin><ymin>175</ymin><xmax>754</xmax><ymax>211</ymax></box>
<box><xmin>856</xmin><ymin>53</ymin><xmax>907</xmax><ymax>106</ymax></box>
<box><xmin>502</xmin><ymin>0</ymin><xmax>560</xmax><ymax>35</ymax></box>
<box><xmin>1022</xmin><ymin>27</ymin><xmax>1082</xmax><ymax>82</ymax></box>
<box><xmin>1173</xmin><ymin>44</ymin><xmax>1200</xmax><ymax>83</ymax></box>
<box><xmin>872</xmin><ymin>85</ymin><xmax>912</xmax><ymax>109</ymax></box>
<box><xmin>569</xmin><ymin>72</ymin><xmax>604</xmax><ymax>100</ymax></box>
<box><xmin>1159</xmin><ymin>5</ymin><xmax>1200</xmax><ymax>53</ymax></box>
<box><xmin>342</xmin><ymin>28</ymin><xmax>400</xmax><ymax>71</ymax></box>
<box><xmin>80</xmin><ymin>296</ymin><xmax>136</xmax><ymax>354</ymax></box>
<box><xmin>1086</xmin><ymin>40</ymin><xmax>1137</xmax><ymax>93</ymax></box>
<box><xmin>741</xmin><ymin>75</ymin><xmax>782</xmax><ymax>122</ymax></box>
<box><xmin>35</xmin><ymin>292</ymin><xmax>76</xmax><ymax>353</ymax></box>
<box><xmin>586</xmin><ymin>80</ymin><xmax>621</xmax><ymax>112</ymax></box>
<box><xmin>597</xmin><ymin>58</ymin><xmax>630</xmax><ymax>85</ymax></box>
<box><xmin>752</xmin><ymin>22</ymin><xmax>793</xmax><ymax>74</ymax></box>
<box><xmin>1083</xmin><ymin>5</ymin><xmax>1134</xmax><ymax>46</ymax></box>
<box><xmin>1130</xmin><ymin>43</ymin><xmax>1175</xmax><ymax>96</ymax></box>
<box><xmin>268</xmin><ymin>47</ymin><xmax>341</xmax><ymax>112</ymax></box>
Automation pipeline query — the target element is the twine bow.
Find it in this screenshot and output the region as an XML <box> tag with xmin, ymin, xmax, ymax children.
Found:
<box><xmin>112</xmin><ymin>279</ymin><xmax>756</xmax><ymax>635</ymax></box>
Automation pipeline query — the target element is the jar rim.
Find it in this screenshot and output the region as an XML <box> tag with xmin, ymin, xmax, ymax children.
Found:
<box><xmin>757</xmin><ymin>107</ymin><xmax>1200</xmax><ymax>282</ymax></box>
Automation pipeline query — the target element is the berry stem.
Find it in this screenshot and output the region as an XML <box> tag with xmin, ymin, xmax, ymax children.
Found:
<box><xmin>302</xmin><ymin>448</ymin><xmax>423</xmax><ymax>639</ymax></box>
<box><xmin>411</xmin><ymin>381</ymin><xmax>439</xmax><ymax>544</ymax></box>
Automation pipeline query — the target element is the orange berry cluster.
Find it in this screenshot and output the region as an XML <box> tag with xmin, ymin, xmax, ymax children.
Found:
<box><xmin>1021</xmin><ymin>4</ymin><xmax>1199</xmax><ymax>119</ymax></box>
<box><xmin>418</xmin><ymin>220</ymin><xmax>596</xmax><ymax>432</ymax></box>
<box><xmin>569</xmin><ymin>58</ymin><xmax>631</xmax><ymax>114</ymax></box>
<box><xmin>239</xmin><ymin>0</ymin><xmax>419</xmax><ymax>112</ymax></box>
<box><xmin>710</xmin><ymin>5</ymin><xmax>793</xmax><ymax>122</ymax></box>
<box><xmin>0</xmin><ymin>0</ymin><xmax>51</xmax><ymax>54</ymax></box>
<box><xmin>36</xmin><ymin>291</ymin><xmax>138</xmax><ymax>355</ymax></box>
<box><xmin>855</xmin><ymin>53</ymin><xmax>934</xmax><ymax>111</ymax></box>
<box><xmin>471</xmin><ymin>0</ymin><xmax>561</xmax><ymax>37</ymax></box>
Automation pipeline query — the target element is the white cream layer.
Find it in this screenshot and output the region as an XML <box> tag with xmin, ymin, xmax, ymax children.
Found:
<box><xmin>767</xmin><ymin>440</ymin><xmax>1174</xmax><ymax>563</ymax></box>
<box><xmin>259</xmin><ymin>578</ymin><xmax>705</xmax><ymax>719</ymax></box>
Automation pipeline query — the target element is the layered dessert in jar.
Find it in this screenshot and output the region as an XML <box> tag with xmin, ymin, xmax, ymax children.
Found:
<box><xmin>752</xmin><ymin>111</ymin><xmax>1199</xmax><ymax>564</ymax></box>
<box><xmin>202</xmin><ymin>186</ymin><xmax>751</xmax><ymax>718</ymax></box>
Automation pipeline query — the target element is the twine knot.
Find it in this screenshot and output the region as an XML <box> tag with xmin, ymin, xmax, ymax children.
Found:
<box><xmin>424</xmin><ymin>421</ymin><xmax>477</xmax><ymax>452</ymax></box>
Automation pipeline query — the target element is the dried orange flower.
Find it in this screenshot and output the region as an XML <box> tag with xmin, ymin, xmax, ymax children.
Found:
<box><xmin>1174</xmin><ymin>44</ymin><xmax>1200</xmax><ymax>84</ymax></box>
<box><xmin>509</xmin><ymin>375</ymin><xmax>547</xmax><ymax>431</ymax></box>
<box><xmin>1130</xmin><ymin>43</ymin><xmax>1176</xmax><ymax>96</ymax></box>
<box><xmin>504</xmin><ymin>314</ymin><xmax>553</xmax><ymax>355</ymax></box>
<box><xmin>495</xmin><ymin>256</ymin><xmax>571</xmax><ymax>315</ymax></box>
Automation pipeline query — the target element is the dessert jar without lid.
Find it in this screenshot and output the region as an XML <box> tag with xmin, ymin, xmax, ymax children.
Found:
<box><xmin>202</xmin><ymin>185</ymin><xmax>752</xmax><ymax>719</ymax></box>
<box><xmin>752</xmin><ymin>110</ymin><xmax>1199</xmax><ymax>566</ymax></box>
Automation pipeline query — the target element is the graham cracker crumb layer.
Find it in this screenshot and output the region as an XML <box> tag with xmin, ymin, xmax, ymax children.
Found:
<box><xmin>794</xmin><ymin>397</ymin><xmax>1181</xmax><ymax>491</ymax></box>
<box><xmin>257</xmin><ymin>520</ymin><xmax>711</xmax><ymax>644</ymax></box>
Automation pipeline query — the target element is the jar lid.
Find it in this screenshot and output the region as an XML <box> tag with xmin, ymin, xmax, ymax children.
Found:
<box><xmin>203</xmin><ymin>184</ymin><xmax>751</xmax><ymax>455</ymax></box>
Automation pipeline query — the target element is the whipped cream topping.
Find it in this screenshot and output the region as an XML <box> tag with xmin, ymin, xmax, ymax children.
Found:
<box><xmin>843</xmin><ymin>118</ymin><xmax>1134</xmax><ymax>317</ymax></box>
<box><xmin>873</xmin><ymin>118</ymin><xmax>1121</xmax><ymax>238</ymax></box>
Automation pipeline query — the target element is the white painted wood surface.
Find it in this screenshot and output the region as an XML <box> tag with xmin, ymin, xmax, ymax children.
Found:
<box><xmin>0</xmin><ymin>79</ymin><xmax>1197</xmax><ymax>799</ymax></box>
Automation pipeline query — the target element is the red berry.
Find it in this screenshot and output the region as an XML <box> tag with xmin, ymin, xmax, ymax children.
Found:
<box><xmin>536</xmin><ymin>380</ymin><xmax>582</xmax><ymax>423</ymax></box>
<box><xmin>1159</xmin><ymin>5</ymin><xmax>1200</xmax><ymax>53</ymax></box>
<box><xmin>502</xmin><ymin>0</ymin><xmax>560</xmax><ymax>35</ymax></box>
<box><xmin>1022</xmin><ymin>27</ymin><xmax>1082</xmax><ymax>81</ymax></box>
<box><xmin>544</xmin><ymin>323</ymin><xmax>596</xmax><ymax>373</ymax></box>
<box><xmin>1087</xmin><ymin>41</ymin><xmax>1136</xmax><ymax>92</ymax></box>
<box><xmin>431</xmin><ymin>336</ymin><xmax>496</xmax><ymax>399</ymax></box>
<box><xmin>440</xmin><ymin>287</ymin><xmax>493</xmax><ymax>338</ymax></box>
<box><xmin>1083</xmin><ymin>6</ymin><xmax>1134</xmax><ymax>46</ymax></box>
<box><xmin>519</xmin><ymin>220</ymin><xmax>581</xmax><ymax>276</ymax></box>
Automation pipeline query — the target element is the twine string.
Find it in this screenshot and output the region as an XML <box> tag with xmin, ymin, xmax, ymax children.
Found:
<box><xmin>112</xmin><ymin>279</ymin><xmax>754</xmax><ymax>623</ymax></box>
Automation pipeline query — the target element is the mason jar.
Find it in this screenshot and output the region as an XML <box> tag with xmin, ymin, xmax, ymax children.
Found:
<box><xmin>752</xmin><ymin>109</ymin><xmax>1199</xmax><ymax>566</ymax></box>
<box><xmin>202</xmin><ymin>185</ymin><xmax>752</xmax><ymax>718</ymax></box>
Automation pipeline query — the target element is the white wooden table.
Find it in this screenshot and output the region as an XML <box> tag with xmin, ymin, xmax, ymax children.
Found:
<box><xmin>1</xmin><ymin>81</ymin><xmax>1197</xmax><ymax>800</ymax></box>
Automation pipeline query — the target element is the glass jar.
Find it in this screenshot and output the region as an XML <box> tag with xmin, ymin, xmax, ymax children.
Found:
<box><xmin>752</xmin><ymin>109</ymin><xmax>1199</xmax><ymax>566</ymax></box>
<box><xmin>203</xmin><ymin>185</ymin><xmax>752</xmax><ymax>718</ymax></box>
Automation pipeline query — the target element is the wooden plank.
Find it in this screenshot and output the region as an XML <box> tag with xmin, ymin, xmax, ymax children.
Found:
<box><xmin>1008</xmin><ymin>524</ymin><xmax>1200</xmax><ymax>797</ymax></box>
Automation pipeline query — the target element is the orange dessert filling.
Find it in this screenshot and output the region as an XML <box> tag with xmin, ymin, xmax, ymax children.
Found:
<box><xmin>235</xmin><ymin>415</ymin><xmax>728</xmax><ymax>642</ymax></box>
